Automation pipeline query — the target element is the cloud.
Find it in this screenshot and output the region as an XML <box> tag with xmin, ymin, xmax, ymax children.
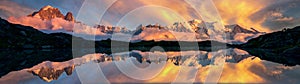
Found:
<box><xmin>275</xmin><ymin>17</ymin><xmax>294</xmax><ymax>21</ymax></box>
<box><xmin>3</xmin><ymin>0</ymin><xmax>300</xmax><ymax>32</ymax></box>
<box><xmin>269</xmin><ymin>12</ymin><xmax>294</xmax><ymax>21</ymax></box>
<box><xmin>271</xmin><ymin>12</ymin><xmax>283</xmax><ymax>17</ymax></box>
<box><xmin>0</xmin><ymin>0</ymin><xmax>34</xmax><ymax>19</ymax></box>
<box><xmin>212</xmin><ymin>0</ymin><xmax>300</xmax><ymax>32</ymax></box>
<box><xmin>116</xmin><ymin>6</ymin><xmax>188</xmax><ymax>30</ymax></box>
<box><xmin>7</xmin><ymin>16</ymin><xmax>106</xmax><ymax>36</ymax></box>
<box><xmin>250</xmin><ymin>0</ymin><xmax>300</xmax><ymax>31</ymax></box>
<box><xmin>100</xmin><ymin>0</ymin><xmax>201</xmax><ymax>28</ymax></box>
<box><xmin>8</xmin><ymin>16</ymin><xmax>74</xmax><ymax>30</ymax></box>
<box><xmin>213</xmin><ymin>0</ymin><xmax>273</xmax><ymax>32</ymax></box>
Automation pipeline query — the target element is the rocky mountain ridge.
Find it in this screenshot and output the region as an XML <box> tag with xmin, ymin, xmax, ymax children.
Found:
<box><xmin>27</xmin><ymin>5</ymin><xmax>75</xmax><ymax>22</ymax></box>
<box><xmin>24</xmin><ymin>5</ymin><xmax>262</xmax><ymax>41</ymax></box>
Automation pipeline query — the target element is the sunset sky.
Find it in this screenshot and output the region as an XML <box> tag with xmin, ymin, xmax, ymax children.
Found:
<box><xmin>0</xmin><ymin>0</ymin><xmax>299</xmax><ymax>32</ymax></box>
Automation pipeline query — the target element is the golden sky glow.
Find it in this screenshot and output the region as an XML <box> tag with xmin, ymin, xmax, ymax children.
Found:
<box><xmin>102</xmin><ymin>0</ymin><xmax>276</xmax><ymax>32</ymax></box>
<box><xmin>2</xmin><ymin>0</ymin><xmax>300</xmax><ymax>32</ymax></box>
<box><xmin>213</xmin><ymin>0</ymin><xmax>272</xmax><ymax>32</ymax></box>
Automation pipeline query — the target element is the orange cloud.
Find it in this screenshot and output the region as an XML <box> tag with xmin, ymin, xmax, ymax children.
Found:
<box><xmin>8</xmin><ymin>16</ymin><xmax>74</xmax><ymax>31</ymax></box>
<box><xmin>270</xmin><ymin>12</ymin><xmax>294</xmax><ymax>21</ymax></box>
<box><xmin>104</xmin><ymin>0</ymin><xmax>276</xmax><ymax>32</ymax></box>
<box><xmin>213</xmin><ymin>0</ymin><xmax>272</xmax><ymax>32</ymax></box>
<box><xmin>101</xmin><ymin>0</ymin><xmax>201</xmax><ymax>28</ymax></box>
<box><xmin>137</xmin><ymin>0</ymin><xmax>199</xmax><ymax>20</ymax></box>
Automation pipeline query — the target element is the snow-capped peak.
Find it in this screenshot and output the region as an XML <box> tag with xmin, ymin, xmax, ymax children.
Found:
<box><xmin>41</xmin><ymin>5</ymin><xmax>55</xmax><ymax>10</ymax></box>
<box><xmin>225</xmin><ymin>24</ymin><xmax>239</xmax><ymax>29</ymax></box>
<box><xmin>189</xmin><ymin>19</ymin><xmax>202</xmax><ymax>24</ymax></box>
<box><xmin>26</xmin><ymin>5</ymin><xmax>75</xmax><ymax>22</ymax></box>
<box><xmin>224</xmin><ymin>24</ymin><xmax>259</xmax><ymax>34</ymax></box>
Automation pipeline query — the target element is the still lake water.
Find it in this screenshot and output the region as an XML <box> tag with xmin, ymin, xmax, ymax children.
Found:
<box><xmin>0</xmin><ymin>48</ymin><xmax>299</xmax><ymax>83</ymax></box>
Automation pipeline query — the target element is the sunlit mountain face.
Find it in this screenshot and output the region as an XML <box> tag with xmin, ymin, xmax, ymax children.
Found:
<box><xmin>0</xmin><ymin>0</ymin><xmax>300</xmax><ymax>84</ymax></box>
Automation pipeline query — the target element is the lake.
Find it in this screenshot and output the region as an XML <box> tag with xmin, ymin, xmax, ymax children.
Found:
<box><xmin>0</xmin><ymin>48</ymin><xmax>299</xmax><ymax>83</ymax></box>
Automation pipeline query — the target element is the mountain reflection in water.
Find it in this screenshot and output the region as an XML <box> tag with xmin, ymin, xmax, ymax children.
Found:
<box><xmin>0</xmin><ymin>48</ymin><xmax>299</xmax><ymax>83</ymax></box>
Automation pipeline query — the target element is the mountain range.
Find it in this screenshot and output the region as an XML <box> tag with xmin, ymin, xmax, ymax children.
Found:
<box><xmin>7</xmin><ymin>5</ymin><xmax>264</xmax><ymax>43</ymax></box>
<box><xmin>2</xmin><ymin>5</ymin><xmax>299</xmax><ymax>56</ymax></box>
